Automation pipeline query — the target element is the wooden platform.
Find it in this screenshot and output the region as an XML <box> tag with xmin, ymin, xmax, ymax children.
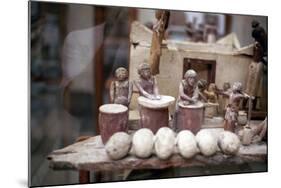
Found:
<box><xmin>47</xmin><ymin>130</ymin><xmax>267</xmax><ymax>173</ymax></box>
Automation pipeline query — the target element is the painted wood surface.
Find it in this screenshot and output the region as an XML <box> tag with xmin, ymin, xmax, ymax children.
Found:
<box><xmin>48</xmin><ymin>129</ymin><xmax>267</xmax><ymax>172</ymax></box>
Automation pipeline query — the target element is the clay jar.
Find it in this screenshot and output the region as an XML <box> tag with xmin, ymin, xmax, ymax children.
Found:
<box><xmin>242</xmin><ymin>126</ymin><xmax>254</xmax><ymax>145</ymax></box>
<box><xmin>99</xmin><ymin>104</ymin><xmax>128</xmax><ymax>144</ymax></box>
<box><xmin>238</xmin><ymin>111</ymin><xmax>247</xmax><ymax>126</ymax></box>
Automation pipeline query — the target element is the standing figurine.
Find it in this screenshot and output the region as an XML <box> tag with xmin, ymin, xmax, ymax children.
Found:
<box><xmin>134</xmin><ymin>63</ymin><xmax>161</xmax><ymax>100</ymax></box>
<box><xmin>198</xmin><ymin>82</ymin><xmax>219</xmax><ymax>118</ymax></box>
<box><xmin>110</xmin><ymin>67</ymin><xmax>133</xmax><ymax>106</ymax></box>
<box><xmin>244</xmin><ymin>32</ymin><xmax>264</xmax><ymax>110</ymax></box>
<box><xmin>204</xmin><ymin>83</ymin><xmax>218</xmax><ymax>103</ymax></box>
<box><xmin>218</xmin><ymin>82</ymin><xmax>252</xmax><ymax>132</ymax></box>
<box><xmin>177</xmin><ymin>69</ymin><xmax>199</xmax><ymax>106</ymax></box>
<box><xmin>198</xmin><ymin>80</ymin><xmax>218</xmax><ymax>103</ymax></box>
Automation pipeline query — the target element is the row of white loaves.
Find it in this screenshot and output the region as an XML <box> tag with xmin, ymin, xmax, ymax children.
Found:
<box><xmin>105</xmin><ymin>127</ymin><xmax>241</xmax><ymax>160</ymax></box>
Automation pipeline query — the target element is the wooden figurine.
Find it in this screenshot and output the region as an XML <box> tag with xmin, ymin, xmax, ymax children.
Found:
<box><xmin>244</xmin><ymin>41</ymin><xmax>264</xmax><ymax>110</ymax></box>
<box><xmin>198</xmin><ymin>80</ymin><xmax>219</xmax><ymax>118</ymax></box>
<box><xmin>149</xmin><ymin>10</ymin><xmax>170</xmax><ymax>75</ymax></box>
<box><xmin>134</xmin><ymin>63</ymin><xmax>161</xmax><ymax>100</ymax></box>
<box><xmin>243</xmin><ymin>20</ymin><xmax>267</xmax><ymax>110</ymax></box>
<box><xmin>174</xmin><ymin>69</ymin><xmax>204</xmax><ymax>133</ymax></box>
<box><xmin>218</xmin><ymin>82</ymin><xmax>252</xmax><ymax>133</ymax></box>
<box><xmin>205</xmin><ymin>83</ymin><xmax>218</xmax><ymax>103</ymax></box>
<box><xmin>110</xmin><ymin>67</ymin><xmax>133</xmax><ymax>107</ymax></box>
<box><xmin>198</xmin><ymin>81</ymin><xmax>218</xmax><ymax>103</ymax></box>
<box><xmin>204</xmin><ymin>83</ymin><xmax>219</xmax><ymax>118</ymax></box>
<box><xmin>177</xmin><ymin>69</ymin><xmax>199</xmax><ymax>105</ymax></box>
<box><xmin>134</xmin><ymin>63</ymin><xmax>175</xmax><ymax>133</ymax></box>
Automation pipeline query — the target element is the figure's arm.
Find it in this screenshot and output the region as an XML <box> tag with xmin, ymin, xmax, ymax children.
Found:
<box><xmin>153</xmin><ymin>77</ymin><xmax>161</xmax><ymax>99</ymax></box>
<box><xmin>203</xmin><ymin>90</ymin><xmax>212</xmax><ymax>98</ymax></box>
<box><xmin>216</xmin><ymin>88</ymin><xmax>230</xmax><ymax>97</ymax></box>
<box><xmin>109</xmin><ymin>81</ymin><xmax>115</xmax><ymax>103</ymax></box>
<box><xmin>192</xmin><ymin>87</ymin><xmax>199</xmax><ymax>102</ymax></box>
<box><xmin>179</xmin><ymin>83</ymin><xmax>193</xmax><ymax>102</ymax></box>
<box><xmin>242</xmin><ymin>92</ymin><xmax>255</xmax><ymax>100</ymax></box>
<box><xmin>134</xmin><ymin>80</ymin><xmax>154</xmax><ymax>100</ymax></box>
<box><xmin>204</xmin><ymin>90</ymin><xmax>218</xmax><ymax>102</ymax></box>
<box><xmin>198</xmin><ymin>91</ymin><xmax>208</xmax><ymax>102</ymax></box>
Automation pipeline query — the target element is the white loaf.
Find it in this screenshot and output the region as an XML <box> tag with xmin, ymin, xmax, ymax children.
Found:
<box><xmin>132</xmin><ymin>128</ymin><xmax>154</xmax><ymax>158</ymax></box>
<box><xmin>196</xmin><ymin>129</ymin><xmax>218</xmax><ymax>156</ymax></box>
<box><xmin>105</xmin><ymin>132</ymin><xmax>131</xmax><ymax>160</ymax></box>
<box><xmin>176</xmin><ymin>130</ymin><xmax>199</xmax><ymax>159</ymax></box>
<box><xmin>154</xmin><ymin>127</ymin><xmax>176</xmax><ymax>160</ymax></box>
<box><xmin>218</xmin><ymin>131</ymin><xmax>241</xmax><ymax>155</ymax></box>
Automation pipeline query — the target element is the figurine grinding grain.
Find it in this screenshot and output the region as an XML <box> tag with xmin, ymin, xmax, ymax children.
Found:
<box><xmin>135</xmin><ymin>63</ymin><xmax>175</xmax><ymax>133</ymax></box>
<box><xmin>134</xmin><ymin>63</ymin><xmax>161</xmax><ymax>100</ymax></box>
<box><xmin>218</xmin><ymin>82</ymin><xmax>253</xmax><ymax>133</ymax></box>
<box><xmin>174</xmin><ymin>70</ymin><xmax>204</xmax><ymax>133</ymax></box>
<box><xmin>177</xmin><ymin>69</ymin><xmax>199</xmax><ymax>106</ymax></box>
<box><xmin>110</xmin><ymin>67</ymin><xmax>133</xmax><ymax>106</ymax></box>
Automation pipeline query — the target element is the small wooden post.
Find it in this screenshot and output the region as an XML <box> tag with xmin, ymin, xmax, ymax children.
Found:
<box><xmin>93</xmin><ymin>6</ymin><xmax>105</xmax><ymax>135</ymax></box>
<box><xmin>92</xmin><ymin>7</ymin><xmax>105</xmax><ymax>183</ymax></box>
<box><xmin>148</xmin><ymin>10</ymin><xmax>170</xmax><ymax>75</ymax></box>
